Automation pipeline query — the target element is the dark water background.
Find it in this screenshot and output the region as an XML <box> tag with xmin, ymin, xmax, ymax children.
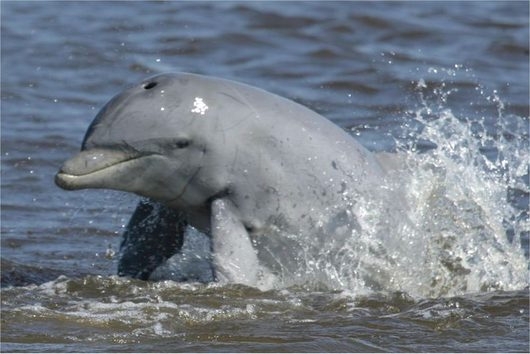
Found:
<box><xmin>1</xmin><ymin>1</ymin><xmax>529</xmax><ymax>352</ymax></box>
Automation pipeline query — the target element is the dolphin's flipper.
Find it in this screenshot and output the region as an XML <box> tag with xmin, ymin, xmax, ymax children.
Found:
<box><xmin>210</xmin><ymin>199</ymin><xmax>262</xmax><ymax>286</ymax></box>
<box><xmin>118</xmin><ymin>199</ymin><xmax>186</xmax><ymax>280</ymax></box>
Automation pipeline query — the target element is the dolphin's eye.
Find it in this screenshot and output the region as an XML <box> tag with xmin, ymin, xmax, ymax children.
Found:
<box><xmin>175</xmin><ymin>139</ymin><xmax>191</xmax><ymax>149</ymax></box>
<box><xmin>143</xmin><ymin>81</ymin><xmax>157</xmax><ymax>90</ymax></box>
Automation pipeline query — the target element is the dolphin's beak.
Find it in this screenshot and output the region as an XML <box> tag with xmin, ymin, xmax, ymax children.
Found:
<box><xmin>55</xmin><ymin>148</ymin><xmax>147</xmax><ymax>191</ymax></box>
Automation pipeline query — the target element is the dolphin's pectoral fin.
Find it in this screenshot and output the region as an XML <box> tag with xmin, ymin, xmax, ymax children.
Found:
<box><xmin>118</xmin><ymin>199</ymin><xmax>186</xmax><ymax>280</ymax></box>
<box><xmin>210</xmin><ymin>199</ymin><xmax>263</xmax><ymax>286</ymax></box>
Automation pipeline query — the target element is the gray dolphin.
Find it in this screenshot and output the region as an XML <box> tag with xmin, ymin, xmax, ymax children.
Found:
<box><xmin>55</xmin><ymin>72</ymin><xmax>387</xmax><ymax>288</ymax></box>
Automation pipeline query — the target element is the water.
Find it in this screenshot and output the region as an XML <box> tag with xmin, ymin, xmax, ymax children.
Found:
<box><xmin>1</xmin><ymin>1</ymin><xmax>528</xmax><ymax>352</ymax></box>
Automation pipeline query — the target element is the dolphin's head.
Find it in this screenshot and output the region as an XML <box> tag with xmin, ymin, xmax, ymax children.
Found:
<box><xmin>55</xmin><ymin>73</ymin><xmax>222</xmax><ymax>206</ymax></box>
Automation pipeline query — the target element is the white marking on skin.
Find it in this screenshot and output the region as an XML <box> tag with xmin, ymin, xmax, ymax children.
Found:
<box><xmin>191</xmin><ymin>97</ymin><xmax>209</xmax><ymax>115</ymax></box>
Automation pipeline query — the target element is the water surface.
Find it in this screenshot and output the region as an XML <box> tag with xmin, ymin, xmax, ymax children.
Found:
<box><xmin>1</xmin><ymin>2</ymin><xmax>528</xmax><ymax>352</ymax></box>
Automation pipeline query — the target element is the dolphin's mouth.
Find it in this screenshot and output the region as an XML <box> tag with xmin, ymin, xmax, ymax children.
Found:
<box><xmin>55</xmin><ymin>148</ymin><xmax>153</xmax><ymax>191</ymax></box>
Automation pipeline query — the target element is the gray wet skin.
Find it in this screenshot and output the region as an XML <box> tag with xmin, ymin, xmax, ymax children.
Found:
<box><xmin>56</xmin><ymin>72</ymin><xmax>387</xmax><ymax>288</ymax></box>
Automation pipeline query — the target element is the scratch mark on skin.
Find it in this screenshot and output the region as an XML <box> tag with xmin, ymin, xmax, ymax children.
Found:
<box><xmin>221</xmin><ymin>83</ymin><xmax>259</xmax><ymax>117</ymax></box>
<box><xmin>217</xmin><ymin>84</ymin><xmax>261</xmax><ymax>131</ymax></box>
<box><xmin>168</xmin><ymin>166</ymin><xmax>202</xmax><ymax>205</ymax></box>
<box><xmin>231</xmin><ymin>147</ymin><xmax>240</xmax><ymax>174</ymax></box>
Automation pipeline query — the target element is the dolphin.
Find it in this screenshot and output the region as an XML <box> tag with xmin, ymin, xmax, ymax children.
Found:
<box><xmin>55</xmin><ymin>72</ymin><xmax>388</xmax><ymax>288</ymax></box>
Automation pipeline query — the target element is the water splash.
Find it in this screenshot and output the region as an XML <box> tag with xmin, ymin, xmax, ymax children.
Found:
<box><xmin>315</xmin><ymin>68</ymin><xmax>530</xmax><ymax>298</ymax></box>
